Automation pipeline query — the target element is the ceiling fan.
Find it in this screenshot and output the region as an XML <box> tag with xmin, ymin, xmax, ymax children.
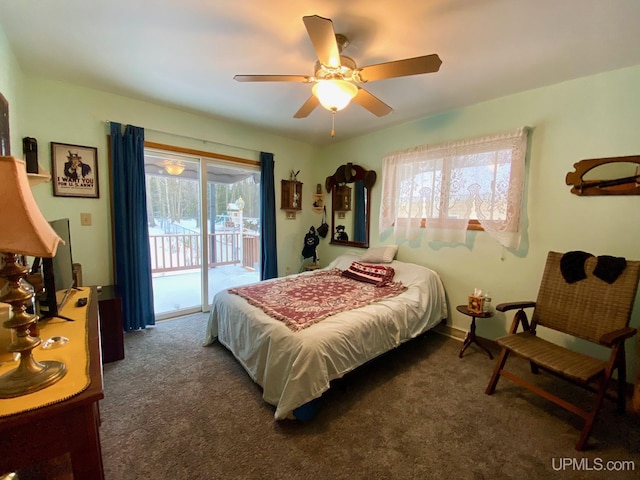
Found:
<box><xmin>234</xmin><ymin>15</ymin><xmax>442</xmax><ymax>132</ymax></box>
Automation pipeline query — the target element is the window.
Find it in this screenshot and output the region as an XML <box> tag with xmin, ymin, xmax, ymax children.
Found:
<box><xmin>380</xmin><ymin>127</ymin><xmax>529</xmax><ymax>249</ymax></box>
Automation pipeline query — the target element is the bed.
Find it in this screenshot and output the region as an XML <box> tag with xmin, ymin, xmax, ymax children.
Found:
<box><xmin>203</xmin><ymin>253</ymin><xmax>448</xmax><ymax>420</ymax></box>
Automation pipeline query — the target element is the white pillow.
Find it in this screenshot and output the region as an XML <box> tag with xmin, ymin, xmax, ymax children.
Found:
<box><xmin>360</xmin><ymin>245</ymin><xmax>398</xmax><ymax>264</ymax></box>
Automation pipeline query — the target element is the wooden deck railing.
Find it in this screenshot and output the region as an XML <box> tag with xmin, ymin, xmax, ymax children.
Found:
<box><xmin>149</xmin><ymin>232</ymin><xmax>259</xmax><ymax>274</ymax></box>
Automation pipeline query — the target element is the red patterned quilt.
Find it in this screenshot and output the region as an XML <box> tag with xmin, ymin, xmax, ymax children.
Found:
<box><xmin>228</xmin><ymin>269</ymin><xmax>407</xmax><ymax>332</ymax></box>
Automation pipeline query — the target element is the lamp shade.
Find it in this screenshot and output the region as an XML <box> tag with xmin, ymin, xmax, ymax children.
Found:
<box><xmin>0</xmin><ymin>156</ymin><xmax>62</xmax><ymax>257</ymax></box>
<box><xmin>312</xmin><ymin>79</ymin><xmax>358</xmax><ymax>112</ymax></box>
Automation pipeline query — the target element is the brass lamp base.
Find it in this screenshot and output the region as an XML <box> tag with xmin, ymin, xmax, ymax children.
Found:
<box><xmin>0</xmin><ymin>252</ymin><xmax>67</xmax><ymax>398</ymax></box>
<box><xmin>0</xmin><ymin>359</ymin><xmax>67</xmax><ymax>399</ymax></box>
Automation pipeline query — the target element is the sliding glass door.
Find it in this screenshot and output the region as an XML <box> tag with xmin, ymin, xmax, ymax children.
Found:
<box><xmin>144</xmin><ymin>148</ymin><xmax>260</xmax><ymax>319</ymax></box>
<box><xmin>204</xmin><ymin>161</ymin><xmax>261</xmax><ymax>307</ymax></box>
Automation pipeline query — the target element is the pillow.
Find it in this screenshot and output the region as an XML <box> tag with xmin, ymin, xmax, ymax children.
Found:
<box><xmin>342</xmin><ymin>261</ymin><xmax>396</xmax><ymax>287</ymax></box>
<box><xmin>360</xmin><ymin>245</ymin><xmax>398</xmax><ymax>264</ymax></box>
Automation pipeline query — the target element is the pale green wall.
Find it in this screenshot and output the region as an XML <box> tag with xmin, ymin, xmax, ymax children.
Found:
<box><xmin>317</xmin><ymin>65</ymin><xmax>640</xmax><ymax>378</ymax></box>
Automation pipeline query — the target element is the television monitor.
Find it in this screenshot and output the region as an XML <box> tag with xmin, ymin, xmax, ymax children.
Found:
<box><xmin>39</xmin><ymin>218</ymin><xmax>76</xmax><ymax>320</ymax></box>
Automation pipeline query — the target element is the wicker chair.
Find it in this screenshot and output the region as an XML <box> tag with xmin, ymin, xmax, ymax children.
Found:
<box><xmin>485</xmin><ymin>251</ymin><xmax>640</xmax><ymax>450</ymax></box>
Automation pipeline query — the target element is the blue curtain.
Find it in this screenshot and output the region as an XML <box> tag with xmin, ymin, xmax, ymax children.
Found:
<box><xmin>260</xmin><ymin>152</ymin><xmax>278</xmax><ymax>280</ymax></box>
<box><xmin>109</xmin><ymin>122</ymin><xmax>155</xmax><ymax>331</ymax></box>
<box><xmin>354</xmin><ymin>180</ymin><xmax>366</xmax><ymax>243</ymax></box>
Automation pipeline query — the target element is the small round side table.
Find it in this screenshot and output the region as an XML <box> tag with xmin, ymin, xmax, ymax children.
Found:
<box><xmin>456</xmin><ymin>305</ymin><xmax>494</xmax><ymax>359</ymax></box>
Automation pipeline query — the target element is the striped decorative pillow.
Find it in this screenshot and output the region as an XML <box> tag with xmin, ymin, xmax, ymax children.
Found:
<box><xmin>342</xmin><ymin>261</ymin><xmax>396</xmax><ymax>287</ymax></box>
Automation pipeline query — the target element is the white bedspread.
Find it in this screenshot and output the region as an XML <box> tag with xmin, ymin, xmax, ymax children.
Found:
<box><xmin>203</xmin><ymin>254</ymin><xmax>448</xmax><ymax>419</ymax></box>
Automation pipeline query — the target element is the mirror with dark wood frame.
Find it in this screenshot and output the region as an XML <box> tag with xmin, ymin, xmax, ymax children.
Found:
<box><xmin>326</xmin><ymin>163</ymin><xmax>376</xmax><ymax>248</ymax></box>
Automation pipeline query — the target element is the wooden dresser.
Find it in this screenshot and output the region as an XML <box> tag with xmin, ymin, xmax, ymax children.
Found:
<box><xmin>0</xmin><ymin>287</ymin><xmax>105</xmax><ymax>479</ymax></box>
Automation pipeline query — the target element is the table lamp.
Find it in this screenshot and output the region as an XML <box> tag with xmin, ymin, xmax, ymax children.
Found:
<box><xmin>0</xmin><ymin>156</ymin><xmax>65</xmax><ymax>398</ymax></box>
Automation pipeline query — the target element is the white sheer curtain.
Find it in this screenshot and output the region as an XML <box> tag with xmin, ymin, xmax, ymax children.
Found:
<box><xmin>380</xmin><ymin>127</ymin><xmax>529</xmax><ymax>249</ymax></box>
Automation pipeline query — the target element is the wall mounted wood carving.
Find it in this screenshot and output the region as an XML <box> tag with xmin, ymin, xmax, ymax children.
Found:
<box><xmin>565</xmin><ymin>155</ymin><xmax>640</xmax><ymax>196</ymax></box>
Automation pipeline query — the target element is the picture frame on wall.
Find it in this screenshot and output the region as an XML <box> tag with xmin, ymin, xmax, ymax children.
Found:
<box><xmin>0</xmin><ymin>92</ymin><xmax>9</xmax><ymax>156</ymax></box>
<box><xmin>51</xmin><ymin>142</ymin><xmax>99</xmax><ymax>198</ymax></box>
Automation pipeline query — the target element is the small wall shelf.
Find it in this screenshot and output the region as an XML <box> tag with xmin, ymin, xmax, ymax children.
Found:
<box><xmin>27</xmin><ymin>165</ymin><xmax>51</xmax><ymax>188</ymax></box>
<box><xmin>28</xmin><ymin>171</ymin><xmax>51</xmax><ymax>187</ymax></box>
<box><xmin>281</xmin><ymin>180</ymin><xmax>302</xmax><ymax>218</ymax></box>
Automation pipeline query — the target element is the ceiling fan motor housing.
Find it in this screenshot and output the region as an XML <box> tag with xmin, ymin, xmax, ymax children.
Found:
<box><xmin>314</xmin><ymin>56</ymin><xmax>357</xmax><ymax>81</ymax></box>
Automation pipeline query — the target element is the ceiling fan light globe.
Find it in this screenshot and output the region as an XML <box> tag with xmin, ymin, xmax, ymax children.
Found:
<box><xmin>165</xmin><ymin>164</ymin><xmax>184</xmax><ymax>175</ymax></box>
<box><xmin>312</xmin><ymin>80</ymin><xmax>358</xmax><ymax>112</ymax></box>
<box><xmin>163</xmin><ymin>161</ymin><xmax>185</xmax><ymax>176</ymax></box>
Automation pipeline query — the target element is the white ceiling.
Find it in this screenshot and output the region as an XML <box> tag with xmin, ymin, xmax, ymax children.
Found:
<box><xmin>1</xmin><ymin>0</ymin><xmax>640</xmax><ymax>146</ymax></box>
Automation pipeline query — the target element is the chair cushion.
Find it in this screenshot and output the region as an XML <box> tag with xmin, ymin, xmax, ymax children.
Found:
<box><xmin>497</xmin><ymin>332</ymin><xmax>607</xmax><ymax>383</ymax></box>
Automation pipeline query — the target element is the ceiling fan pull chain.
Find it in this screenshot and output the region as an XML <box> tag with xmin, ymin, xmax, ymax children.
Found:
<box><xmin>331</xmin><ymin>110</ymin><xmax>336</xmax><ymax>137</ymax></box>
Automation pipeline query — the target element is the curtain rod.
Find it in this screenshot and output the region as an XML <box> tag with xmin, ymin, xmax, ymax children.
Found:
<box><xmin>104</xmin><ymin>121</ymin><xmax>260</xmax><ymax>156</ymax></box>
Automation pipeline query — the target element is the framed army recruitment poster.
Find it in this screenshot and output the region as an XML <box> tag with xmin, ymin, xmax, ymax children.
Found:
<box><xmin>51</xmin><ymin>142</ymin><xmax>99</xmax><ymax>198</ymax></box>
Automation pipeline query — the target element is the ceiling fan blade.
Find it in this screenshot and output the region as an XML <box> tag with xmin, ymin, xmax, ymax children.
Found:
<box><xmin>234</xmin><ymin>75</ymin><xmax>312</xmax><ymax>83</ymax></box>
<box><xmin>352</xmin><ymin>88</ymin><xmax>393</xmax><ymax>117</ymax></box>
<box><xmin>357</xmin><ymin>54</ymin><xmax>442</xmax><ymax>82</ymax></box>
<box><xmin>302</xmin><ymin>15</ymin><xmax>341</xmax><ymax>68</ymax></box>
<box><xmin>293</xmin><ymin>96</ymin><xmax>320</xmax><ymax>118</ymax></box>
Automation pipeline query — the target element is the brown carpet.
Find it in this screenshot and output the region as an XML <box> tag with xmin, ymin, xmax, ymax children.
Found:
<box><xmin>100</xmin><ymin>313</ymin><xmax>640</xmax><ymax>479</ymax></box>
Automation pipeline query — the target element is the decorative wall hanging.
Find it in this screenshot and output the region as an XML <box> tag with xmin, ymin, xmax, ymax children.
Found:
<box><xmin>0</xmin><ymin>92</ymin><xmax>9</xmax><ymax>156</ymax></box>
<box><xmin>51</xmin><ymin>142</ymin><xmax>99</xmax><ymax>198</ymax></box>
<box><xmin>566</xmin><ymin>155</ymin><xmax>640</xmax><ymax>196</ymax></box>
<box><xmin>281</xmin><ymin>178</ymin><xmax>302</xmax><ymax>219</ymax></box>
<box><xmin>312</xmin><ymin>184</ymin><xmax>324</xmax><ymax>214</ymax></box>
